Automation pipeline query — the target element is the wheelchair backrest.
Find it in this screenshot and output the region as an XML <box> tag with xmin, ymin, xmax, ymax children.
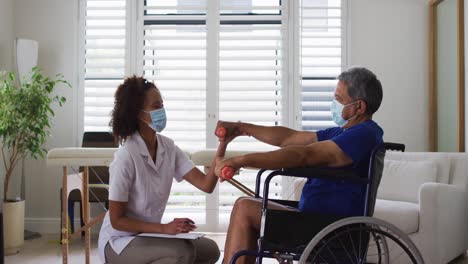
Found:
<box><xmin>365</xmin><ymin>142</ymin><xmax>405</xmax><ymax>216</ymax></box>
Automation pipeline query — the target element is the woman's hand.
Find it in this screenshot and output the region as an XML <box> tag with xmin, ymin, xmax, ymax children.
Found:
<box><xmin>162</xmin><ymin>218</ymin><xmax>196</xmax><ymax>235</ymax></box>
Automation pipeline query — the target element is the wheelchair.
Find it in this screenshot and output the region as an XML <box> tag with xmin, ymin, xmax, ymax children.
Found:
<box><xmin>229</xmin><ymin>143</ymin><xmax>425</xmax><ymax>264</ymax></box>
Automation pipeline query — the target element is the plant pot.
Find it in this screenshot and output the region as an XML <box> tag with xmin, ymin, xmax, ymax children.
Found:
<box><xmin>3</xmin><ymin>200</ymin><xmax>24</xmax><ymax>255</ymax></box>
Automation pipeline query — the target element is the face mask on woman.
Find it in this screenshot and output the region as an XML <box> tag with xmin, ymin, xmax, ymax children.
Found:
<box><xmin>142</xmin><ymin>108</ymin><xmax>167</xmax><ymax>132</ymax></box>
<box><xmin>330</xmin><ymin>100</ymin><xmax>359</xmax><ymax>127</ymax></box>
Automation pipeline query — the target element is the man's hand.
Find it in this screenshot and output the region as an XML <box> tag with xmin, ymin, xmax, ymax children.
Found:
<box><xmin>162</xmin><ymin>218</ymin><xmax>196</xmax><ymax>235</ymax></box>
<box><xmin>215</xmin><ymin>157</ymin><xmax>241</xmax><ymax>182</ymax></box>
<box><xmin>216</xmin><ymin>120</ymin><xmax>249</xmax><ymax>142</ymax></box>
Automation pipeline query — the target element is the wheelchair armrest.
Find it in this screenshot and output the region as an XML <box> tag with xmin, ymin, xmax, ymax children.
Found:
<box><xmin>260</xmin><ymin>167</ymin><xmax>368</xmax><ymax>211</ymax></box>
<box><xmin>382</xmin><ymin>142</ymin><xmax>405</xmax><ymax>152</ymax></box>
<box><xmin>280</xmin><ymin>167</ymin><xmax>365</xmax><ymax>182</ymax></box>
<box><xmin>269</xmin><ymin>199</ymin><xmax>299</xmax><ymax>209</ymax></box>
<box><xmin>255</xmin><ymin>169</ymin><xmax>268</xmax><ymax>198</ymax></box>
<box><xmin>254</xmin><ymin>142</ymin><xmax>403</xmax><ymax>199</ymax></box>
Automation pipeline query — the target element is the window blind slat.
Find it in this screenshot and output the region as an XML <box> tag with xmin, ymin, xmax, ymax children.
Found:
<box><xmin>86</xmin><ymin>15</ymin><xmax>126</xmax><ymax>20</ymax></box>
<box><xmin>144</xmin><ymin>15</ymin><xmax>206</xmax><ymax>21</ymax></box>
<box><xmin>220</xmin><ymin>45</ymin><xmax>281</xmax><ymax>50</ymax></box>
<box><xmin>145</xmin><ymin>75</ymin><xmax>206</xmax><ymax>81</ymax></box>
<box><xmin>84</xmin><ymin>73</ymin><xmax>125</xmax><ymax>79</ymax></box>
<box><xmin>85</xmin><ymin>62</ymin><xmax>125</xmax><ymax>68</ymax></box>
<box><xmin>143</xmin><ymin>25</ymin><xmax>207</xmax><ymax>30</ymax></box>
<box><xmin>143</xmin><ymin>66</ymin><xmax>206</xmax><ymax>71</ymax></box>
<box><xmin>86</xmin><ymin>35</ymin><xmax>125</xmax><ymax>39</ymax></box>
<box><xmin>220</xmin><ymin>55</ymin><xmax>282</xmax><ymax>61</ymax></box>
<box><xmin>143</xmin><ymin>45</ymin><xmax>206</xmax><ymax>50</ymax></box>
<box><xmin>144</xmin><ymin>35</ymin><xmax>206</xmax><ymax>40</ymax></box>
<box><xmin>85</xmin><ymin>44</ymin><xmax>125</xmax><ymax>49</ymax></box>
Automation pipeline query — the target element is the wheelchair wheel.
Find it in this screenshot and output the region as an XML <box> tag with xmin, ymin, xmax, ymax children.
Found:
<box><xmin>298</xmin><ymin>217</ymin><xmax>424</xmax><ymax>264</ymax></box>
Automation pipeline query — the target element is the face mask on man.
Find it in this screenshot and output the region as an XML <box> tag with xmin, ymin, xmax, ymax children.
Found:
<box><xmin>141</xmin><ymin>108</ymin><xmax>167</xmax><ymax>132</ymax></box>
<box><xmin>330</xmin><ymin>100</ymin><xmax>359</xmax><ymax>127</ymax></box>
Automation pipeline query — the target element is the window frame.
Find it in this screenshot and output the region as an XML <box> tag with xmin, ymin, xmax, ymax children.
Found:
<box><xmin>78</xmin><ymin>0</ymin><xmax>348</xmax><ymax>232</ymax></box>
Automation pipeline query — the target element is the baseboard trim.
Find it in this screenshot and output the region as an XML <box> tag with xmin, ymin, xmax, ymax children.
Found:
<box><xmin>25</xmin><ymin>217</ymin><xmax>101</xmax><ymax>234</ymax></box>
<box><xmin>25</xmin><ymin>217</ymin><xmax>228</xmax><ymax>234</ymax></box>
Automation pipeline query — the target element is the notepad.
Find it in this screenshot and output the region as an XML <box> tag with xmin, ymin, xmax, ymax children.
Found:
<box><xmin>137</xmin><ymin>232</ymin><xmax>205</xmax><ymax>240</ymax></box>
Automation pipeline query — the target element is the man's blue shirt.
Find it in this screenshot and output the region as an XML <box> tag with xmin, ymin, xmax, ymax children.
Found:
<box><xmin>298</xmin><ymin>120</ymin><xmax>384</xmax><ymax>216</ymax></box>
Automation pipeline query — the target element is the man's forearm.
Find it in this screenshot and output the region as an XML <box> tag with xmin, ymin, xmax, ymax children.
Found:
<box><xmin>241</xmin><ymin>123</ymin><xmax>297</xmax><ymax>147</ymax></box>
<box><xmin>234</xmin><ymin>145</ymin><xmax>321</xmax><ymax>170</ymax></box>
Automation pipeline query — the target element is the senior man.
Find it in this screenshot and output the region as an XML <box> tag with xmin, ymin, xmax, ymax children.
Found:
<box><xmin>214</xmin><ymin>67</ymin><xmax>384</xmax><ymax>264</ymax></box>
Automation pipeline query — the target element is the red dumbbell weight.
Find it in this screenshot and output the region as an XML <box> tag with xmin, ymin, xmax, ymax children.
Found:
<box><xmin>221</xmin><ymin>166</ymin><xmax>235</xmax><ymax>180</ymax></box>
<box><xmin>215</xmin><ymin>127</ymin><xmax>227</xmax><ymax>139</ymax></box>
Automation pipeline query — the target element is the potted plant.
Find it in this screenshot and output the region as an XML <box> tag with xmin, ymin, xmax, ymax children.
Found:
<box><xmin>0</xmin><ymin>67</ymin><xmax>69</xmax><ymax>255</ymax></box>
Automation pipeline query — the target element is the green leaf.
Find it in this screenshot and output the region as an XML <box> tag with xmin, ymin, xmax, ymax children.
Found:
<box><xmin>0</xmin><ymin>67</ymin><xmax>71</xmax><ymax>197</ymax></box>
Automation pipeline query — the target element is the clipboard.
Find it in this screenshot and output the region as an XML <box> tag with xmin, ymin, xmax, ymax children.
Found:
<box><xmin>137</xmin><ymin>232</ymin><xmax>205</xmax><ymax>240</ymax></box>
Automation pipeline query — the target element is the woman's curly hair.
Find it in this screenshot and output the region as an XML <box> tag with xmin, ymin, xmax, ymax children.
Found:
<box><xmin>109</xmin><ymin>76</ymin><xmax>157</xmax><ymax>144</ymax></box>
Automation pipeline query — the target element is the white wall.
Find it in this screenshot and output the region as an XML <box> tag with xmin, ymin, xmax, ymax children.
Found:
<box><xmin>0</xmin><ymin>0</ymin><xmax>13</xmax><ymax>72</ymax></box>
<box><xmin>348</xmin><ymin>0</ymin><xmax>429</xmax><ymax>151</ymax></box>
<box><xmin>10</xmin><ymin>0</ymin><xmax>430</xmax><ymax>232</ymax></box>
<box><xmin>12</xmin><ymin>0</ymin><xmax>79</xmax><ymax>231</ymax></box>
<box><xmin>465</xmin><ymin>0</ymin><xmax>468</xmax><ymax>151</ymax></box>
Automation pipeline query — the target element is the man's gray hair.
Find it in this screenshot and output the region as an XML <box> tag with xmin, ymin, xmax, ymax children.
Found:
<box><xmin>338</xmin><ymin>67</ymin><xmax>383</xmax><ymax>115</ymax></box>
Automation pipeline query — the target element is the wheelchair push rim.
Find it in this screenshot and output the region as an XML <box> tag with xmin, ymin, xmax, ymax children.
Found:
<box><xmin>298</xmin><ymin>216</ymin><xmax>424</xmax><ymax>264</ymax></box>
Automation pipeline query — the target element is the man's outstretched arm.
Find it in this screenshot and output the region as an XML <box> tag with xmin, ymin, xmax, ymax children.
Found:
<box><xmin>218</xmin><ymin>121</ymin><xmax>318</xmax><ymax>147</ymax></box>
<box><xmin>214</xmin><ymin>140</ymin><xmax>353</xmax><ymax>177</ymax></box>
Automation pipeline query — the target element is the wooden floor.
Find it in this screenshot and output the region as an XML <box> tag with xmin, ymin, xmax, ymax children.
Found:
<box><xmin>5</xmin><ymin>233</ymin><xmax>468</xmax><ymax>264</ymax></box>
<box><xmin>4</xmin><ymin>233</ymin><xmax>229</xmax><ymax>264</ymax></box>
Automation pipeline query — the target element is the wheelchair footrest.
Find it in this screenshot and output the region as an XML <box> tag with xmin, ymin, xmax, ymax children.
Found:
<box><xmin>273</xmin><ymin>253</ymin><xmax>294</xmax><ymax>264</ymax></box>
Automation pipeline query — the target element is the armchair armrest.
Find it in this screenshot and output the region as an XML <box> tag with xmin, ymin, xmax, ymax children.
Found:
<box><xmin>419</xmin><ymin>182</ymin><xmax>468</xmax><ymax>263</ymax></box>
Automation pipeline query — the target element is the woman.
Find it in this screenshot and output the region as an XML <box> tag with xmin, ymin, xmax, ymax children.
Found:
<box><xmin>98</xmin><ymin>76</ymin><xmax>226</xmax><ymax>264</ymax></box>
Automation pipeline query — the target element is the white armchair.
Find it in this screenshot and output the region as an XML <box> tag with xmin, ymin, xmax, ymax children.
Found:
<box><xmin>376</xmin><ymin>152</ymin><xmax>468</xmax><ymax>264</ymax></box>
<box><xmin>294</xmin><ymin>151</ymin><xmax>468</xmax><ymax>264</ymax></box>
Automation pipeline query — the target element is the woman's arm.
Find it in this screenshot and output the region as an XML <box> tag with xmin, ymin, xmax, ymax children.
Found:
<box><xmin>109</xmin><ymin>201</ymin><xmax>196</xmax><ymax>235</ymax></box>
<box><xmin>183</xmin><ymin>140</ymin><xmax>229</xmax><ymax>193</ymax></box>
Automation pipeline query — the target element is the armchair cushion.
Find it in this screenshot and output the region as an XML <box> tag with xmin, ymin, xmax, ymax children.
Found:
<box><xmin>373</xmin><ymin>199</ymin><xmax>419</xmax><ymax>234</ymax></box>
<box><xmin>385</xmin><ymin>152</ymin><xmax>450</xmax><ymax>184</ymax></box>
<box><xmin>378</xmin><ymin>159</ymin><xmax>437</xmax><ymax>203</ymax></box>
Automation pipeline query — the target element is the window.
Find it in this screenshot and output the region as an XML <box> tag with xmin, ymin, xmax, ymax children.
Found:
<box><xmin>140</xmin><ymin>0</ymin><xmax>285</xmax><ymax>230</ymax></box>
<box><xmin>141</xmin><ymin>0</ymin><xmax>285</xmax><ymax>151</ymax></box>
<box><xmin>80</xmin><ymin>0</ymin><xmax>344</xmax><ymax>231</ymax></box>
<box><xmin>300</xmin><ymin>0</ymin><xmax>344</xmax><ymax>131</ymax></box>
<box><xmin>81</xmin><ymin>0</ymin><xmax>127</xmax><ymax>132</ymax></box>
<box><xmin>217</xmin><ymin>0</ymin><xmax>285</xmax><ymax>227</ymax></box>
<box><xmin>142</xmin><ymin>0</ymin><xmax>207</xmax><ymax>150</ymax></box>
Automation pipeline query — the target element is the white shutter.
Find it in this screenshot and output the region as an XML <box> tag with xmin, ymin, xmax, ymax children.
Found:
<box><xmin>300</xmin><ymin>0</ymin><xmax>342</xmax><ymax>131</ymax></box>
<box><xmin>80</xmin><ymin>0</ymin><xmax>344</xmax><ymax>231</ymax></box>
<box><xmin>83</xmin><ymin>0</ymin><xmax>127</xmax><ymax>132</ymax></box>
<box><xmin>217</xmin><ymin>1</ymin><xmax>284</xmax><ymax>224</ymax></box>
<box><xmin>142</xmin><ymin>0</ymin><xmax>208</xmax><ymax>225</ymax></box>
<box><xmin>218</xmin><ymin>1</ymin><xmax>284</xmax><ymax>150</ymax></box>
<box><xmin>143</xmin><ymin>0</ymin><xmax>207</xmax><ymax>151</ymax></box>
<box><xmin>141</xmin><ymin>1</ymin><xmax>285</xmax><ymax>228</ymax></box>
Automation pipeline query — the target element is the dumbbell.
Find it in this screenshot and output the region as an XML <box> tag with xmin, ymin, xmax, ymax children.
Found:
<box><xmin>215</xmin><ymin>127</ymin><xmax>227</xmax><ymax>139</ymax></box>
<box><xmin>220</xmin><ymin>166</ymin><xmax>234</xmax><ymax>180</ymax></box>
